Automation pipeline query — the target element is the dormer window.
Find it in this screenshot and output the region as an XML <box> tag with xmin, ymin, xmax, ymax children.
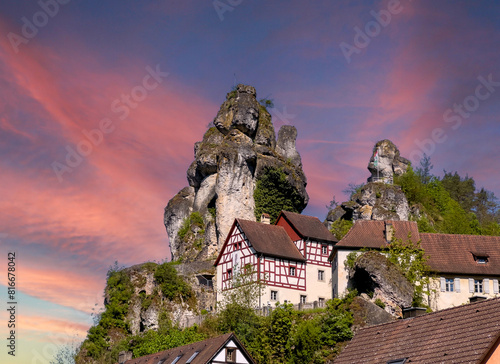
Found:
<box><xmin>472</xmin><ymin>253</ymin><xmax>489</xmax><ymax>264</ymax></box>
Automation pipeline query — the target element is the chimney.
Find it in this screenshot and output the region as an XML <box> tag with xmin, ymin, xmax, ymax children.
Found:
<box><xmin>385</xmin><ymin>222</ymin><xmax>394</xmax><ymax>242</ymax></box>
<box><xmin>402</xmin><ymin>307</ymin><xmax>427</xmax><ymax>319</ymax></box>
<box><xmin>119</xmin><ymin>351</ymin><xmax>133</xmax><ymax>364</ymax></box>
<box><xmin>469</xmin><ymin>296</ymin><xmax>487</xmax><ymax>303</ymax></box>
<box><xmin>260</xmin><ymin>213</ymin><xmax>270</xmax><ymax>224</ymax></box>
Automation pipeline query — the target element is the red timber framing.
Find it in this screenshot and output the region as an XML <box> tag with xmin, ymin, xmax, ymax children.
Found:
<box><xmin>216</xmin><ymin>220</ymin><xmax>306</xmax><ymax>292</ymax></box>
<box><xmin>259</xmin><ymin>256</ymin><xmax>306</xmax><ymax>290</ymax></box>
<box><xmin>217</xmin><ymin>223</ymin><xmax>258</xmax><ymax>291</ymax></box>
<box><xmin>276</xmin><ymin>213</ymin><xmax>333</xmax><ymax>267</ymax></box>
<box><xmin>306</xmin><ymin>240</ymin><xmax>332</xmax><ymax>267</ymax></box>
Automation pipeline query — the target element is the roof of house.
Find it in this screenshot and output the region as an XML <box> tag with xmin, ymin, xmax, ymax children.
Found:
<box><xmin>278</xmin><ymin>210</ymin><xmax>337</xmax><ymax>243</ymax></box>
<box><xmin>334</xmin><ymin>297</ymin><xmax>500</xmax><ymax>364</ymax></box>
<box><xmin>420</xmin><ymin>233</ymin><xmax>500</xmax><ymax>275</ymax></box>
<box><xmin>334</xmin><ymin>220</ymin><xmax>420</xmax><ymax>249</ymax></box>
<box><xmin>123</xmin><ymin>333</ymin><xmax>256</xmax><ymax>364</ymax></box>
<box><xmin>235</xmin><ymin>218</ymin><xmax>306</xmax><ymax>262</ymax></box>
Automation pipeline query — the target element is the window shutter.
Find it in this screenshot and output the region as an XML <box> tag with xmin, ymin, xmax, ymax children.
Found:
<box><xmin>469</xmin><ymin>278</ymin><xmax>474</xmax><ymax>293</ymax></box>
<box><xmin>455</xmin><ymin>278</ymin><xmax>460</xmax><ymax>293</ymax></box>
<box><xmin>440</xmin><ymin>277</ymin><xmax>446</xmax><ymax>292</ymax></box>
<box><xmin>493</xmin><ymin>279</ymin><xmax>499</xmax><ymax>294</ymax></box>
<box><xmin>484</xmin><ymin>279</ymin><xmax>490</xmax><ymax>294</ymax></box>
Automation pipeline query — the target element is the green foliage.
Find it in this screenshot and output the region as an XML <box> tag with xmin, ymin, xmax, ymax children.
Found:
<box><xmin>154</xmin><ymin>262</ymin><xmax>194</xmax><ymax>302</ymax></box>
<box><xmin>289</xmin><ymin>319</ymin><xmax>321</xmax><ymax>364</ymax></box>
<box><xmin>394</xmin><ymin>167</ymin><xmax>482</xmax><ymax>234</ymax></box>
<box><xmin>254</xmin><ymin>167</ymin><xmax>304</xmax><ymax>223</ymax></box>
<box><xmin>387</xmin><ymin>235</ymin><xmax>431</xmax><ymax>306</ymax></box>
<box><xmin>259</xmin><ymin>97</ymin><xmax>274</xmax><ymax>109</ymax></box>
<box><xmin>130</xmin><ymin>326</ymin><xmax>206</xmax><ymax>358</ymax></box>
<box><xmin>374</xmin><ymin>299</ymin><xmax>385</xmax><ymax>309</ymax></box>
<box><xmin>178</xmin><ymin>212</ymin><xmax>205</xmax><ymax>241</ymax></box>
<box><xmin>394</xmin><ymin>162</ymin><xmax>499</xmax><ymax>236</ymax></box>
<box><xmin>330</xmin><ymin>219</ymin><xmax>353</xmax><ymax>240</ymax></box>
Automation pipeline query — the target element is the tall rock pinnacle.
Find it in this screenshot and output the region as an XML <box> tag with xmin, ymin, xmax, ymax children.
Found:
<box><xmin>164</xmin><ymin>84</ymin><xmax>308</xmax><ymax>262</ymax></box>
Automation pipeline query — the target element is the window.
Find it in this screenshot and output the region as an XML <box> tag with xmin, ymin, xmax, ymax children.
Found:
<box><xmin>171</xmin><ymin>355</ymin><xmax>182</xmax><ymax>364</ymax></box>
<box><xmin>318</xmin><ymin>270</ymin><xmax>324</xmax><ymax>281</ymax></box>
<box><xmin>227</xmin><ymin>269</ymin><xmax>232</xmax><ymax>279</ymax></box>
<box><xmin>226</xmin><ymin>348</ymin><xmax>236</xmax><ymax>362</ymax></box>
<box><xmin>387</xmin><ymin>359</ymin><xmax>407</xmax><ymax>364</ymax></box>
<box><xmin>300</xmin><ymin>295</ymin><xmax>307</xmax><ymax>304</ymax></box>
<box><xmin>271</xmin><ymin>290</ymin><xmax>278</xmax><ymax>300</ymax></box>
<box><xmin>322</xmin><ymin>245</ymin><xmax>328</xmax><ymax>255</ymax></box>
<box><xmin>289</xmin><ymin>266</ymin><xmax>296</xmax><ymax>276</ymax></box>
<box><xmin>445</xmin><ymin>278</ymin><xmax>454</xmax><ymax>292</ymax></box>
<box><xmin>186</xmin><ymin>351</ymin><xmax>199</xmax><ymax>363</ymax></box>
<box><xmin>475</xmin><ymin>279</ymin><xmax>483</xmax><ymax>293</ymax></box>
<box><xmin>318</xmin><ymin>297</ymin><xmax>325</xmax><ymax>307</ymax></box>
<box><xmin>473</xmin><ymin>254</ymin><xmax>488</xmax><ymax>264</ymax></box>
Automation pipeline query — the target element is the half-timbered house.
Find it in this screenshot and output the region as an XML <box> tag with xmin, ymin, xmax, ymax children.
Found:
<box><xmin>215</xmin><ymin>211</ymin><xmax>337</xmax><ymax>307</ymax></box>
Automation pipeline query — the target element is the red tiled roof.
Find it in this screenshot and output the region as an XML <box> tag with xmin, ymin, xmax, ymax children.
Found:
<box><xmin>123</xmin><ymin>333</ymin><xmax>256</xmax><ymax>364</ymax></box>
<box><xmin>335</xmin><ymin>220</ymin><xmax>420</xmax><ymax>249</ymax></box>
<box><xmin>236</xmin><ymin>219</ymin><xmax>306</xmax><ymax>262</ymax></box>
<box><xmin>334</xmin><ymin>297</ymin><xmax>500</xmax><ymax>364</ymax></box>
<box><xmin>279</xmin><ymin>211</ymin><xmax>337</xmax><ymax>242</ymax></box>
<box><xmin>420</xmin><ymin>233</ymin><xmax>500</xmax><ymax>275</ymax></box>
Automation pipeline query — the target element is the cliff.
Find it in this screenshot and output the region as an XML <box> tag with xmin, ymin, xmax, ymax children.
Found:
<box><xmin>164</xmin><ymin>84</ymin><xmax>308</xmax><ymax>262</ymax></box>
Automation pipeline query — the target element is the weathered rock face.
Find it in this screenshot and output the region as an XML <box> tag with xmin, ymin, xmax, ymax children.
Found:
<box><xmin>351</xmin><ymin>251</ymin><xmax>414</xmax><ymax>317</ymax></box>
<box><xmin>165</xmin><ymin>84</ymin><xmax>308</xmax><ymax>261</ymax></box>
<box><xmin>350</xmin><ymin>295</ymin><xmax>395</xmax><ymax>332</ymax></box>
<box><xmin>367</xmin><ymin>139</ymin><xmax>409</xmax><ymax>184</ymax></box>
<box><xmin>324</xmin><ymin>140</ymin><xmax>410</xmax><ymax>228</ymax></box>
<box><xmin>107</xmin><ymin>262</ymin><xmax>214</xmax><ymax>337</ymax></box>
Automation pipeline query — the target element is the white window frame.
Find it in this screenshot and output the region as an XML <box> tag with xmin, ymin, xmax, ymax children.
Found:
<box><xmin>474</xmin><ymin>279</ymin><xmax>483</xmax><ymax>293</ymax></box>
<box><xmin>318</xmin><ymin>270</ymin><xmax>325</xmax><ymax>281</ymax></box>
<box><xmin>300</xmin><ymin>295</ymin><xmax>307</xmax><ymax>304</ymax></box>
<box><xmin>322</xmin><ymin>245</ymin><xmax>328</xmax><ymax>255</ymax></box>
<box><xmin>289</xmin><ymin>266</ymin><xmax>296</xmax><ymax>276</ymax></box>
<box><xmin>445</xmin><ymin>278</ymin><xmax>454</xmax><ymax>292</ymax></box>
<box><xmin>270</xmin><ymin>290</ymin><xmax>278</xmax><ymax>301</ymax></box>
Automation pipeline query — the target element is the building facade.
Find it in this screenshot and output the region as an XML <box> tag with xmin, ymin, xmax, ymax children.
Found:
<box><xmin>330</xmin><ymin>220</ymin><xmax>500</xmax><ymax>311</ymax></box>
<box><xmin>215</xmin><ymin>211</ymin><xmax>337</xmax><ymax>307</ymax></box>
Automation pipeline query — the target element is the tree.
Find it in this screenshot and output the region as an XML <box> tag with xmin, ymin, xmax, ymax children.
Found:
<box><xmin>415</xmin><ymin>153</ymin><xmax>434</xmax><ymax>184</ymax></box>
<box><xmin>342</xmin><ymin>182</ymin><xmax>364</xmax><ymax>199</ymax></box>
<box><xmin>326</xmin><ymin>195</ymin><xmax>339</xmax><ymax>211</ymax></box>
<box><xmin>254</xmin><ymin>167</ymin><xmax>305</xmax><ymax>223</ymax></box>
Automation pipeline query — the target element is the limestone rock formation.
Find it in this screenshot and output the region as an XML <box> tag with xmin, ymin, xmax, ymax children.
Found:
<box><xmin>351</xmin><ymin>251</ymin><xmax>414</xmax><ymax>317</ymax></box>
<box><xmin>325</xmin><ymin>139</ymin><xmax>411</xmax><ymax>228</ymax></box>
<box><xmin>367</xmin><ymin>139</ymin><xmax>409</xmax><ymax>184</ymax></box>
<box><xmin>350</xmin><ymin>295</ymin><xmax>395</xmax><ymax>332</ymax></box>
<box><xmin>165</xmin><ymin>84</ymin><xmax>308</xmax><ymax>262</ymax></box>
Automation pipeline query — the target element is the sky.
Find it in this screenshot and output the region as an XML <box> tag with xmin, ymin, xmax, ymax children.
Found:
<box><xmin>0</xmin><ymin>0</ymin><xmax>499</xmax><ymax>362</ymax></box>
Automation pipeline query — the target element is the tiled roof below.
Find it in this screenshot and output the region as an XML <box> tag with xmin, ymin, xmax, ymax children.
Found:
<box><xmin>236</xmin><ymin>219</ymin><xmax>306</xmax><ymax>262</ymax></box>
<box><xmin>335</xmin><ymin>220</ymin><xmax>420</xmax><ymax>249</ymax></box>
<box><xmin>334</xmin><ymin>297</ymin><xmax>500</xmax><ymax>364</ymax></box>
<box><xmin>279</xmin><ymin>211</ymin><xmax>337</xmax><ymax>242</ymax></box>
<box><xmin>420</xmin><ymin>233</ymin><xmax>500</xmax><ymax>275</ymax></box>
<box><xmin>123</xmin><ymin>333</ymin><xmax>255</xmax><ymax>364</ymax></box>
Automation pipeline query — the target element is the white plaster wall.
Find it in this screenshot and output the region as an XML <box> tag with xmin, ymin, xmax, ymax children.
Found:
<box><xmin>305</xmin><ymin>263</ymin><xmax>332</xmax><ymax>303</ymax></box>
<box><xmin>431</xmin><ymin>276</ymin><xmax>500</xmax><ymax>311</ymax></box>
<box><xmin>261</xmin><ymin>286</ymin><xmax>305</xmax><ymax>306</ymax></box>
<box><xmin>333</xmin><ymin>249</ymin><xmax>354</xmax><ymax>298</ymax></box>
